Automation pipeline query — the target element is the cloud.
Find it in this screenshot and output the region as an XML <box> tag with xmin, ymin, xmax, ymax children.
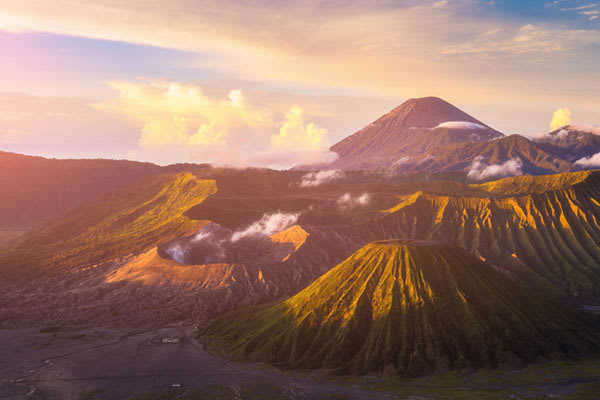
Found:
<box><xmin>560</xmin><ymin>3</ymin><xmax>599</xmax><ymax>11</ymax></box>
<box><xmin>435</xmin><ymin>121</ymin><xmax>486</xmax><ymax>130</ymax></box>
<box><xmin>0</xmin><ymin>92</ymin><xmax>138</xmax><ymax>159</ymax></box>
<box><xmin>568</xmin><ymin>124</ymin><xmax>600</xmax><ymax>134</ymax></box>
<box><xmin>299</xmin><ymin>169</ymin><xmax>345</xmax><ymax>187</ymax></box>
<box><xmin>336</xmin><ymin>193</ymin><xmax>371</xmax><ymax>209</ymax></box>
<box><xmin>3</xmin><ymin>0</ymin><xmax>600</xmax><ymax>111</ymax></box>
<box><xmin>575</xmin><ymin>152</ymin><xmax>600</xmax><ymax>167</ymax></box>
<box><xmin>556</xmin><ymin>129</ymin><xmax>570</xmax><ymax>139</ymax></box>
<box><xmin>98</xmin><ymin>81</ymin><xmax>334</xmax><ymax>167</ymax></box>
<box><xmin>231</xmin><ymin>211</ymin><xmax>300</xmax><ymax>242</ymax></box>
<box><xmin>467</xmin><ymin>156</ymin><xmax>523</xmax><ymax>180</ymax></box>
<box><xmin>550</xmin><ymin>107</ymin><xmax>572</xmax><ymax>130</ymax></box>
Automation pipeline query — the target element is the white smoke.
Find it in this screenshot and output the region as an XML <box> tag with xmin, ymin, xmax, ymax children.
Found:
<box><xmin>165</xmin><ymin>243</ymin><xmax>187</xmax><ymax>264</ymax></box>
<box><xmin>336</xmin><ymin>193</ymin><xmax>371</xmax><ymax>209</ymax></box>
<box><xmin>435</xmin><ymin>121</ymin><xmax>486</xmax><ymax>130</ymax></box>
<box><xmin>299</xmin><ymin>169</ymin><xmax>345</xmax><ymax>187</ymax></box>
<box><xmin>231</xmin><ymin>211</ymin><xmax>300</xmax><ymax>241</ymax></box>
<box><xmin>392</xmin><ymin>156</ymin><xmax>411</xmax><ymax>166</ymax></box>
<box><xmin>191</xmin><ymin>230</ymin><xmax>211</xmax><ymax>242</ymax></box>
<box><xmin>467</xmin><ymin>156</ymin><xmax>523</xmax><ymax>180</ymax></box>
<box><xmin>575</xmin><ymin>152</ymin><xmax>600</xmax><ymax>168</ymax></box>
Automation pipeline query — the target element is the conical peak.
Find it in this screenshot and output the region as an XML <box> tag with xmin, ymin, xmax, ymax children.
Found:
<box><xmin>383</xmin><ymin>96</ymin><xmax>483</xmax><ymax>128</ymax></box>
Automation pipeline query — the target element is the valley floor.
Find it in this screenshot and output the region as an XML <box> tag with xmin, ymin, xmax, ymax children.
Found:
<box><xmin>1</xmin><ymin>323</ymin><xmax>600</xmax><ymax>400</ymax></box>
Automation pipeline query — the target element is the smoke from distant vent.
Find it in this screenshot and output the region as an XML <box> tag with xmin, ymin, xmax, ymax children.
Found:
<box><xmin>165</xmin><ymin>243</ymin><xmax>187</xmax><ymax>264</ymax></box>
<box><xmin>231</xmin><ymin>211</ymin><xmax>300</xmax><ymax>241</ymax></box>
<box><xmin>550</xmin><ymin>107</ymin><xmax>571</xmax><ymax>131</ymax></box>
<box><xmin>336</xmin><ymin>193</ymin><xmax>371</xmax><ymax>209</ymax></box>
<box><xmin>299</xmin><ymin>169</ymin><xmax>345</xmax><ymax>187</ymax></box>
<box><xmin>467</xmin><ymin>156</ymin><xmax>523</xmax><ymax>180</ymax></box>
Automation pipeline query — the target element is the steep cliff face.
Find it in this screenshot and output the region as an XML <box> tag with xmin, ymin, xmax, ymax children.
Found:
<box><xmin>337</xmin><ymin>171</ymin><xmax>600</xmax><ymax>300</ymax></box>
<box><xmin>204</xmin><ymin>241</ymin><xmax>599</xmax><ymax>375</ymax></box>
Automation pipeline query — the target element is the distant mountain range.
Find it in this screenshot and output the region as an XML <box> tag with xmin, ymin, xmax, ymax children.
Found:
<box><xmin>298</xmin><ymin>97</ymin><xmax>600</xmax><ymax>177</ymax></box>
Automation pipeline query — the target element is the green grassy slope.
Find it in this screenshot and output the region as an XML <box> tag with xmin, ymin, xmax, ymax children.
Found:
<box><xmin>0</xmin><ymin>173</ymin><xmax>216</xmax><ymax>279</ymax></box>
<box><xmin>341</xmin><ymin>171</ymin><xmax>600</xmax><ymax>300</ymax></box>
<box><xmin>204</xmin><ymin>241</ymin><xmax>599</xmax><ymax>375</ymax></box>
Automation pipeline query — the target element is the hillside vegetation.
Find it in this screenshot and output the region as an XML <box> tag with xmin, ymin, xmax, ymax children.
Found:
<box><xmin>204</xmin><ymin>241</ymin><xmax>599</xmax><ymax>375</ymax></box>
<box><xmin>0</xmin><ymin>173</ymin><xmax>216</xmax><ymax>279</ymax></box>
<box><xmin>340</xmin><ymin>170</ymin><xmax>600</xmax><ymax>300</ymax></box>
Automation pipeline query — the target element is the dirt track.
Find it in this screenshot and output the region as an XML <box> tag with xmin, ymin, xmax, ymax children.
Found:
<box><xmin>0</xmin><ymin>325</ymin><xmax>398</xmax><ymax>400</ymax></box>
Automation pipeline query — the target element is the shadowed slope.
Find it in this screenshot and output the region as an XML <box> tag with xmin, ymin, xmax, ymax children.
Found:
<box><xmin>0</xmin><ymin>151</ymin><xmax>161</xmax><ymax>228</ymax></box>
<box><xmin>305</xmin><ymin>98</ymin><xmax>574</xmax><ymax>175</ymax></box>
<box><xmin>204</xmin><ymin>242</ymin><xmax>599</xmax><ymax>375</ymax></box>
<box><xmin>0</xmin><ymin>173</ymin><xmax>216</xmax><ymax>279</ymax></box>
<box><xmin>323</xmin><ymin>97</ymin><xmax>502</xmax><ymax>172</ymax></box>
<box><xmin>423</xmin><ymin>135</ymin><xmax>574</xmax><ymax>175</ymax></box>
<box><xmin>535</xmin><ymin>126</ymin><xmax>600</xmax><ymax>162</ymax></box>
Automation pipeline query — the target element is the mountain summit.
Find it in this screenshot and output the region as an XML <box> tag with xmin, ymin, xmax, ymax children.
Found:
<box><xmin>204</xmin><ymin>241</ymin><xmax>599</xmax><ymax>375</ymax></box>
<box><xmin>309</xmin><ymin>96</ymin><xmax>504</xmax><ymax>172</ymax></box>
<box><xmin>297</xmin><ymin>96</ymin><xmax>580</xmax><ymax>177</ymax></box>
<box><xmin>340</xmin><ymin>96</ymin><xmax>491</xmax><ymax>131</ymax></box>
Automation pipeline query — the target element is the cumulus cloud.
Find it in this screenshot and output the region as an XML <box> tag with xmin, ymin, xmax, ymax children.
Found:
<box><xmin>336</xmin><ymin>193</ymin><xmax>371</xmax><ymax>209</ymax></box>
<box><xmin>271</xmin><ymin>106</ymin><xmax>327</xmax><ymax>151</ymax></box>
<box><xmin>435</xmin><ymin>121</ymin><xmax>487</xmax><ymax>130</ymax></box>
<box><xmin>550</xmin><ymin>107</ymin><xmax>572</xmax><ymax>130</ymax></box>
<box><xmin>299</xmin><ymin>169</ymin><xmax>345</xmax><ymax>187</ymax></box>
<box><xmin>231</xmin><ymin>211</ymin><xmax>300</xmax><ymax>242</ymax></box>
<box><xmin>467</xmin><ymin>156</ymin><xmax>524</xmax><ymax>180</ymax></box>
<box><xmin>98</xmin><ymin>81</ymin><xmax>335</xmax><ymax>167</ymax></box>
<box><xmin>575</xmin><ymin>152</ymin><xmax>600</xmax><ymax>167</ymax></box>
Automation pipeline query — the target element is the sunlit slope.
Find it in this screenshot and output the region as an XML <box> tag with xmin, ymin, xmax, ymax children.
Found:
<box><xmin>0</xmin><ymin>173</ymin><xmax>216</xmax><ymax>279</ymax></box>
<box><xmin>342</xmin><ymin>171</ymin><xmax>600</xmax><ymax>299</ymax></box>
<box><xmin>205</xmin><ymin>242</ymin><xmax>599</xmax><ymax>375</ymax></box>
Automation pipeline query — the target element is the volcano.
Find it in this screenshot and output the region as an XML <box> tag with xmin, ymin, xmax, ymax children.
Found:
<box><xmin>204</xmin><ymin>241</ymin><xmax>599</xmax><ymax>375</ymax></box>
<box><xmin>301</xmin><ymin>97</ymin><xmax>575</xmax><ymax>177</ymax></box>
<box><xmin>321</xmin><ymin>97</ymin><xmax>503</xmax><ymax>171</ymax></box>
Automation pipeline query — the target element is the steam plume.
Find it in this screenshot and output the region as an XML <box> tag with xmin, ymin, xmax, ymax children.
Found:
<box><xmin>299</xmin><ymin>169</ymin><xmax>345</xmax><ymax>187</ymax></box>
<box><xmin>336</xmin><ymin>193</ymin><xmax>371</xmax><ymax>209</ymax></box>
<box><xmin>231</xmin><ymin>211</ymin><xmax>300</xmax><ymax>241</ymax></box>
<box><xmin>550</xmin><ymin>107</ymin><xmax>571</xmax><ymax>130</ymax></box>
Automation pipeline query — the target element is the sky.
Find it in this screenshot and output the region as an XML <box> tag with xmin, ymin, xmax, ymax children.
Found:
<box><xmin>0</xmin><ymin>0</ymin><xmax>599</xmax><ymax>167</ymax></box>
